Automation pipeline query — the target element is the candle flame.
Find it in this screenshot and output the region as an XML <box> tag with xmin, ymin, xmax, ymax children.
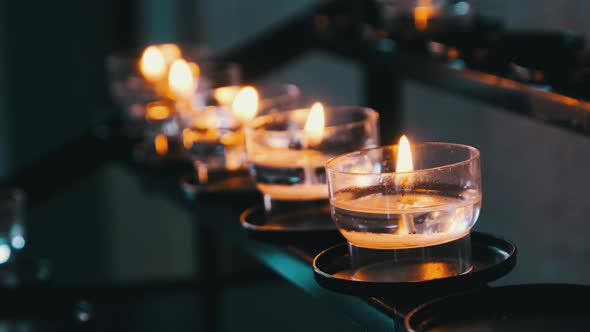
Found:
<box><xmin>232</xmin><ymin>86</ymin><xmax>259</xmax><ymax>123</ymax></box>
<box><xmin>146</xmin><ymin>102</ymin><xmax>171</xmax><ymax>120</ymax></box>
<box><xmin>414</xmin><ymin>0</ymin><xmax>434</xmax><ymax>31</ymax></box>
<box><xmin>139</xmin><ymin>46</ymin><xmax>166</xmax><ymax>82</ymax></box>
<box><xmin>168</xmin><ymin>59</ymin><xmax>195</xmax><ymax>100</ymax></box>
<box><xmin>303</xmin><ymin>102</ymin><xmax>325</xmax><ymax>147</ymax></box>
<box><xmin>214</xmin><ymin>86</ymin><xmax>242</xmax><ymax>107</ymax></box>
<box><xmin>158</xmin><ymin>43</ymin><xmax>182</xmax><ymax>65</ymax></box>
<box><xmin>155</xmin><ymin>134</ymin><xmax>169</xmax><ymax>155</ymax></box>
<box><xmin>396</xmin><ymin>135</ymin><xmax>414</xmax><ymax>173</ymax></box>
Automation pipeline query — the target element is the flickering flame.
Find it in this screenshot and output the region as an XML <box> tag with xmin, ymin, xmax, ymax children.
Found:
<box><xmin>139</xmin><ymin>46</ymin><xmax>166</xmax><ymax>82</ymax></box>
<box><xmin>414</xmin><ymin>0</ymin><xmax>434</xmax><ymax>31</ymax></box>
<box><xmin>146</xmin><ymin>102</ymin><xmax>171</xmax><ymax>120</ymax></box>
<box><xmin>396</xmin><ymin>135</ymin><xmax>414</xmax><ymax>173</ymax></box>
<box><xmin>232</xmin><ymin>86</ymin><xmax>259</xmax><ymax>123</ymax></box>
<box><xmin>214</xmin><ymin>86</ymin><xmax>242</xmax><ymax>107</ymax></box>
<box><xmin>168</xmin><ymin>59</ymin><xmax>195</xmax><ymax>100</ymax></box>
<box><xmin>155</xmin><ymin>134</ymin><xmax>169</xmax><ymax>155</ymax></box>
<box><xmin>303</xmin><ymin>102</ymin><xmax>325</xmax><ymax>147</ymax></box>
<box><xmin>158</xmin><ymin>43</ymin><xmax>182</xmax><ymax>65</ymax></box>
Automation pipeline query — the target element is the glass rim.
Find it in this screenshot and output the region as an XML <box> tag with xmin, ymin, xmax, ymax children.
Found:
<box><xmin>325</xmin><ymin>142</ymin><xmax>480</xmax><ymax>176</ymax></box>
<box><xmin>245</xmin><ymin>105</ymin><xmax>379</xmax><ymax>134</ymax></box>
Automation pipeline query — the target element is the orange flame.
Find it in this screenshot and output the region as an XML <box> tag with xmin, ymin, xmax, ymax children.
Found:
<box><xmin>168</xmin><ymin>59</ymin><xmax>195</xmax><ymax>100</ymax></box>
<box><xmin>139</xmin><ymin>46</ymin><xmax>166</xmax><ymax>82</ymax></box>
<box><xmin>303</xmin><ymin>102</ymin><xmax>325</xmax><ymax>147</ymax></box>
<box><xmin>232</xmin><ymin>86</ymin><xmax>259</xmax><ymax>123</ymax></box>
<box><xmin>155</xmin><ymin>134</ymin><xmax>169</xmax><ymax>155</ymax></box>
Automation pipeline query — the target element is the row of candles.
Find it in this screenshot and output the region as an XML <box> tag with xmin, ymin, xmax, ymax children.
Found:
<box><xmin>109</xmin><ymin>43</ymin><xmax>482</xmax><ymax>282</ymax></box>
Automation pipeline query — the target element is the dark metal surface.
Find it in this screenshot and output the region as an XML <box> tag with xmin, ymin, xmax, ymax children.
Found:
<box><xmin>405</xmin><ymin>284</ymin><xmax>590</xmax><ymax>332</ymax></box>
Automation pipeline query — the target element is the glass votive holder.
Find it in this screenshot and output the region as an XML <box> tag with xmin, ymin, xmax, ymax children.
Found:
<box><xmin>325</xmin><ymin>142</ymin><xmax>481</xmax><ymax>282</ymax></box>
<box><xmin>105</xmin><ymin>44</ymin><xmax>242</xmax><ymax>136</ymax></box>
<box><xmin>245</xmin><ymin>105</ymin><xmax>380</xmax><ymax>215</ymax></box>
<box><xmin>138</xmin><ymin>101</ymin><xmax>185</xmax><ymax>162</ymax></box>
<box><xmin>182</xmin><ymin>83</ymin><xmax>301</xmax><ymax>183</ymax></box>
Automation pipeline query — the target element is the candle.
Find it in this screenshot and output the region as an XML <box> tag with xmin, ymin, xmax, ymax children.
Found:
<box><xmin>414</xmin><ymin>0</ymin><xmax>436</xmax><ymax>31</ymax></box>
<box><xmin>168</xmin><ymin>59</ymin><xmax>197</xmax><ymax>102</ymax></box>
<box><xmin>183</xmin><ymin>86</ymin><xmax>260</xmax><ymax>177</ymax></box>
<box><xmin>245</xmin><ymin>104</ymin><xmax>380</xmax><ymax>213</ymax></box>
<box><xmin>325</xmin><ymin>139</ymin><xmax>482</xmax><ymax>281</ymax></box>
<box><xmin>139</xmin><ymin>46</ymin><xmax>167</xmax><ymax>83</ymax></box>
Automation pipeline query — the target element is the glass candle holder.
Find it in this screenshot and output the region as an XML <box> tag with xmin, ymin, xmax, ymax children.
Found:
<box><xmin>325</xmin><ymin>142</ymin><xmax>481</xmax><ymax>282</ymax></box>
<box><xmin>182</xmin><ymin>83</ymin><xmax>301</xmax><ymax>182</ymax></box>
<box><xmin>105</xmin><ymin>44</ymin><xmax>241</xmax><ymax>136</ymax></box>
<box><xmin>245</xmin><ymin>105</ymin><xmax>379</xmax><ymax>214</ymax></box>
<box><xmin>140</xmin><ymin>101</ymin><xmax>184</xmax><ymax>160</ymax></box>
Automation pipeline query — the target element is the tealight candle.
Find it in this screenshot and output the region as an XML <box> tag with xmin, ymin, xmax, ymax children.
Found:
<box><xmin>325</xmin><ymin>136</ymin><xmax>482</xmax><ymax>282</ymax></box>
<box><xmin>245</xmin><ymin>103</ymin><xmax>379</xmax><ymax>214</ymax></box>
<box><xmin>182</xmin><ymin>83</ymin><xmax>301</xmax><ymax>183</ymax></box>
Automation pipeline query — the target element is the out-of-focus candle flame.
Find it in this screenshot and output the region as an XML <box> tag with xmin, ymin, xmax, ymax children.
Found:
<box><xmin>232</xmin><ymin>86</ymin><xmax>259</xmax><ymax>123</ymax></box>
<box><xmin>414</xmin><ymin>0</ymin><xmax>434</xmax><ymax>31</ymax></box>
<box><xmin>139</xmin><ymin>46</ymin><xmax>167</xmax><ymax>82</ymax></box>
<box><xmin>158</xmin><ymin>44</ymin><xmax>182</xmax><ymax>65</ymax></box>
<box><xmin>168</xmin><ymin>59</ymin><xmax>195</xmax><ymax>100</ymax></box>
<box><xmin>396</xmin><ymin>135</ymin><xmax>414</xmax><ymax>173</ymax></box>
<box><xmin>214</xmin><ymin>86</ymin><xmax>242</xmax><ymax>107</ymax></box>
<box><xmin>155</xmin><ymin>134</ymin><xmax>169</xmax><ymax>155</ymax></box>
<box><xmin>146</xmin><ymin>103</ymin><xmax>171</xmax><ymax>120</ymax></box>
<box><xmin>303</xmin><ymin>102</ymin><xmax>325</xmax><ymax>147</ymax></box>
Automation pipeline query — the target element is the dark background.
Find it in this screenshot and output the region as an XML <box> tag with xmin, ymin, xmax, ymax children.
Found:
<box><xmin>2</xmin><ymin>1</ymin><xmax>590</xmax><ymax>331</ymax></box>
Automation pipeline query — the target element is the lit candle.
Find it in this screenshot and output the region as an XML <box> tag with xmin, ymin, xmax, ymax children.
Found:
<box><xmin>231</xmin><ymin>86</ymin><xmax>259</xmax><ymax>123</ymax></box>
<box><xmin>327</xmin><ymin>137</ymin><xmax>482</xmax><ymax>250</ymax></box>
<box><xmin>245</xmin><ymin>104</ymin><xmax>380</xmax><ymax>213</ymax></box>
<box><xmin>139</xmin><ymin>46</ymin><xmax>167</xmax><ymax>83</ymax></box>
<box><xmin>414</xmin><ymin>0</ymin><xmax>436</xmax><ymax>31</ymax></box>
<box><xmin>157</xmin><ymin>43</ymin><xmax>182</xmax><ymax>66</ymax></box>
<box><xmin>168</xmin><ymin>58</ymin><xmax>196</xmax><ymax>101</ymax></box>
<box><xmin>183</xmin><ymin>86</ymin><xmax>260</xmax><ymax>176</ymax></box>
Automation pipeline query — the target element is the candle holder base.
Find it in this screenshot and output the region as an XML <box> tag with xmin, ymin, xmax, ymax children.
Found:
<box><xmin>132</xmin><ymin>142</ymin><xmax>187</xmax><ymax>167</ymax></box>
<box><xmin>405</xmin><ymin>284</ymin><xmax>590</xmax><ymax>332</ymax></box>
<box><xmin>179</xmin><ymin>170</ymin><xmax>255</xmax><ymax>198</ymax></box>
<box><xmin>240</xmin><ymin>205</ymin><xmax>342</xmax><ymax>243</ymax></box>
<box><xmin>312</xmin><ymin>232</ymin><xmax>516</xmax><ymax>297</ymax></box>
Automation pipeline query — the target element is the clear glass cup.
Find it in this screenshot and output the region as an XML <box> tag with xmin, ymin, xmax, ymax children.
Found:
<box><xmin>105</xmin><ymin>44</ymin><xmax>242</xmax><ymax>136</ymax></box>
<box><xmin>325</xmin><ymin>142</ymin><xmax>481</xmax><ymax>282</ymax></box>
<box><xmin>182</xmin><ymin>83</ymin><xmax>301</xmax><ymax>182</ymax></box>
<box><xmin>245</xmin><ymin>105</ymin><xmax>379</xmax><ymax>214</ymax></box>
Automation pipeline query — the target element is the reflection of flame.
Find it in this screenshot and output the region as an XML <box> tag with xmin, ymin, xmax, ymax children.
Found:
<box><xmin>158</xmin><ymin>44</ymin><xmax>182</xmax><ymax>65</ymax></box>
<box><xmin>303</xmin><ymin>102</ymin><xmax>325</xmax><ymax>147</ymax></box>
<box><xmin>168</xmin><ymin>59</ymin><xmax>195</xmax><ymax>100</ymax></box>
<box><xmin>139</xmin><ymin>46</ymin><xmax>166</xmax><ymax>82</ymax></box>
<box><xmin>232</xmin><ymin>86</ymin><xmax>259</xmax><ymax>123</ymax></box>
<box><xmin>155</xmin><ymin>134</ymin><xmax>169</xmax><ymax>155</ymax></box>
<box><xmin>414</xmin><ymin>0</ymin><xmax>434</xmax><ymax>31</ymax></box>
<box><xmin>146</xmin><ymin>102</ymin><xmax>171</xmax><ymax>120</ymax></box>
<box><xmin>182</xmin><ymin>128</ymin><xmax>197</xmax><ymax>149</ymax></box>
<box><xmin>214</xmin><ymin>86</ymin><xmax>242</xmax><ymax>107</ymax></box>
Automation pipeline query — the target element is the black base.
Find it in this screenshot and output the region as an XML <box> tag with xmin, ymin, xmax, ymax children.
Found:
<box><xmin>179</xmin><ymin>170</ymin><xmax>254</xmax><ymax>198</ymax></box>
<box><xmin>240</xmin><ymin>205</ymin><xmax>343</xmax><ymax>243</ymax></box>
<box><xmin>405</xmin><ymin>283</ymin><xmax>590</xmax><ymax>332</ymax></box>
<box><xmin>313</xmin><ymin>232</ymin><xmax>517</xmax><ymax>297</ymax></box>
<box><xmin>132</xmin><ymin>143</ymin><xmax>187</xmax><ymax>168</ymax></box>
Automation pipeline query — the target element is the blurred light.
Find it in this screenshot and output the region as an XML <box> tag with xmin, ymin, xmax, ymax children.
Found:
<box><xmin>454</xmin><ymin>1</ymin><xmax>470</xmax><ymax>16</ymax></box>
<box><xmin>11</xmin><ymin>236</ymin><xmax>25</xmax><ymax>250</ymax></box>
<box><xmin>0</xmin><ymin>244</ymin><xmax>11</xmax><ymax>264</ymax></box>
